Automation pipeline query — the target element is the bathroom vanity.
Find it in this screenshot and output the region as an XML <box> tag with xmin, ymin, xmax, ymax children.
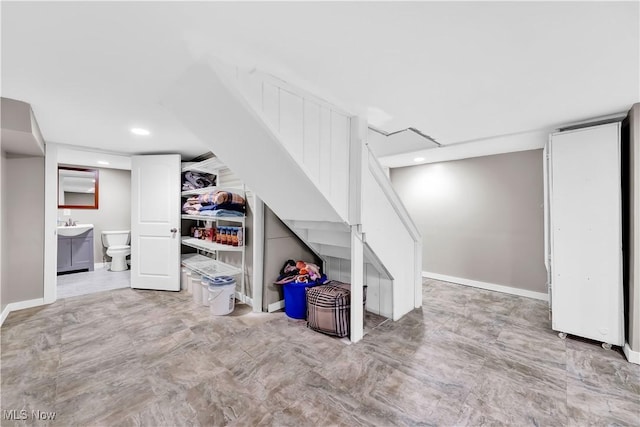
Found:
<box><xmin>57</xmin><ymin>226</ymin><xmax>94</xmax><ymax>273</ymax></box>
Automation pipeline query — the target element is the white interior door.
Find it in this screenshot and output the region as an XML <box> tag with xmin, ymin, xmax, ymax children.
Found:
<box><xmin>131</xmin><ymin>154</ymin><xmax>181</xmax><ymax>291</ymax></box>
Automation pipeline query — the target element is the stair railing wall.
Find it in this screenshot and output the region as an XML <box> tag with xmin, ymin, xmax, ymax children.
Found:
<box><xmin>362</xmin><ymin>145</ymin><xmax>423</xmax><ymax>319</ymax></box>
<box><xmin>236</xmin><ymin>65</ymin><xmax>423</xmax><ymax>319</ymax></box>
<box><xmin>166</xmin><ymin>59</ymin><xmax>422</xmax><ymax>327</ymax></box>
<box><xmin>234</xmin><ymin>68</ymin><xmax>354</xmax><ymax>224</ymax></box>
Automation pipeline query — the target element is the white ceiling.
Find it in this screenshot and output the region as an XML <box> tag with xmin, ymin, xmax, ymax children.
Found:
<box><xmin>2</xmin><ymin>2</ymin><xmax>638</xmax><ymax>164</ymax></box>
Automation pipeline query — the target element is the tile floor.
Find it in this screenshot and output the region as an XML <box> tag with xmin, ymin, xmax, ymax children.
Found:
<box><xmin>57</xmin><ymin>267</ymin><xmax>130</xmax><ymax>299</ymax></box>
<box><xmin>1</xmin><ymin>279</ymin><xmax>639</xmax><ymax>426</ymax></box>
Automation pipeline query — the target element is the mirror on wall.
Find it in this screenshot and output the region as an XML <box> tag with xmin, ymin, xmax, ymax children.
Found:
<box><xmin>58</xmin><ymin>166</ymin><xmax>99</xmax><ymax>209</ymax></box>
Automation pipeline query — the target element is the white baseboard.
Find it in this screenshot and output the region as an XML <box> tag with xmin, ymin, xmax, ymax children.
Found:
<box><xmin>268</xmin><ymin>299</ymin><xmax>285</xmax><ymax>313</ymax></box>
<box><xmin>0</xmin><ymin>297</ymin><xmax>45</xmax><ymax>326</ymax></box>
<box><xmin>422</xmin><ymin>271</ymin><xmax>548</xmax><ymax>301</ymax></box>
<box><xmin>94</xmin><ymin>262</ymin><xmax>106</xmax><ymax>269</ymax></box>
<box><xmin>0</xmin><ymin>305</ymin><xmax>10</xmax><ymax>325</ymax></box>
<box><xmin>623</xmin><ymin>342</ymin><xmax>640</xmax><ymax>365</ymax></box>
<box><xmin>244</xmin><ymin>296</ymin><xmax>254</xmax><ymax>308</ymax></box>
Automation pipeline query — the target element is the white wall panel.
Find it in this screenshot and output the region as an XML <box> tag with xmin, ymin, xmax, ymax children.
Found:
<box><xmin>262</xmin><ymin>83</ymin><xmax>280</xmax><ymax>131</ymax></box>
<box><xmin>365</xmin><ymin>263</ymin><xmax>379</xmax><ymax>310</ymax></box>
<box><xmin>303</xmin><ymin>100</ymin><xmax>321</xmax><ymax>184</ymax></box>
<box><xmin>363</xmin><ymin>165</ymin><xmax>415</xmax><ymax>319</ymax></box>
<box><xmin>234</xmin><ymin>68</ymin><xmax>352</xmax><ymax>223</ymax></box>
<box><xmin>236</xmin><ymin>70</ymin><xmax>263</xmax><ymax>117</ymax></box>
<box><xmin>325</xmin><ymin>255</ymin><xmax>351</xmax><ymax>283</ymax></box>
<box><xmin>365</xmin><ymin>263</ymin><xmax>393</xmax><ymax>318</ymax></box>
<box><xmin>319</xmin><ymin>106</ymin><xmax>332</xmax><ymax>197</ymax></box>
<box><xmin>279</xmin><ymin>89</ymin><xmax>304</xmax><ymax>160</ymax></box>
<box><xmin>331</xmin><ymin>112</ymin><xmax>350</xmax><ymax>219</ymax></box>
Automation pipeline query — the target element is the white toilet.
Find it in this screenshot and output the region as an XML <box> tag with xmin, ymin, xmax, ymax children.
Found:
<box><xmin>102</xmin><ymin>230</ymin><xmax>131</xmax><ymax>272</ymax></box>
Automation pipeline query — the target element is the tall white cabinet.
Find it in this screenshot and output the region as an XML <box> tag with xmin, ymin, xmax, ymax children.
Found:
<box><xmin>545</xmin><ymin>122</ymin><xmax>624</xmax><ymax>347</ymax></box>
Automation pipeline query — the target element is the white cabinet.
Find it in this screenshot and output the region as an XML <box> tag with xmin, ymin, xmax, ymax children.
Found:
<box><xmin>180</xmin><ymin>156</ymin><xmax>248</xmax><ymax>303</ymax></box>
<box><xmin>545</xmin><ymin>122</ymin><xmax>624</xmax><ymax>347</ymax></box>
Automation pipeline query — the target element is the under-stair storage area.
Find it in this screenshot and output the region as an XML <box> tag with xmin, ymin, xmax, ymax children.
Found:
<box><xmin>163</xmin><ymin>60</ymin><xmax>423</xmax><ymax>341</ymax></box>
<box><xmin>180</xmin><ymin>155</ymin><xmax>251</xmax><ymax>308</ymax></box>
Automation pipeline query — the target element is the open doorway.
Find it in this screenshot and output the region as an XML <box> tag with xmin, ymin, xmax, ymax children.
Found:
<box><xmin>54</xmin><ymin>146</ymin><xmax>132</xmax><ymax>299</ymax></box>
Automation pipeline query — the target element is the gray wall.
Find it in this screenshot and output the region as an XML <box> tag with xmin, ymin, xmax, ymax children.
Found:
<box><xmin>63</xmin><ymin>192</ymin><xmax>95</xmax><ymax>206</ymax></box>
<box><xmin>627</xmin><ymin>103</ymin><xmax>640</xmax><ymax>352</ymax></box>
<box><xmin>1</xmin><ymin>151</ymin><xmax>6</xmax><ymax>312</ymax></box>
<box><xmin>58</xmin><ymin>167</ymin><xmax>131</xmax><ymax>263</ymax></box>
<box><xmin>391</xmin><ymin>149</ymin><xmax>546</xmax><ymax>293</ymax></box>
<box><xmin>262</xmin><ymin>206</ymin><xmax>320</xmax><ymax>311</ymax></box>
<box><xmin>3</xmin><ymin>155</ymin><xmax>45</xmax><ymax>305</ymax></box>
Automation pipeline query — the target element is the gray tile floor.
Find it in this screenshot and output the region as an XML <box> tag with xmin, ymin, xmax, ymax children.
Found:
<box><xmin>2</xmin><ymin>279</ymin><xmax>639</xmax><ymax>426</ymax></box>
<box><xmin>57</xmin><ymin>266</ymin><xmax>130</xmax><ymax>299</ymax></box>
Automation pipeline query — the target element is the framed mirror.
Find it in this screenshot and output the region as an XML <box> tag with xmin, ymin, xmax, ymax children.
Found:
<box><xmin>58</xmin><ymin>166</ymin><xmax>99</xmax><ymax>209</ymax></box>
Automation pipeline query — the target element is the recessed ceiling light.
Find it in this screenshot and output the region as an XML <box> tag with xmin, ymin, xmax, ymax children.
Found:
<box><xmin>414</xmin><ymin>157</ymin><xmax>425</xmax><ymax>162</ymax></box>
<box><xmin>130</xmin><ymin>127</ymin><xmax>150</xmax><ymax>136</ymax></box>
<box><xmin>97</xmin><ymin>160</ymin><xmax>110</xmax><ymax>165</ymax></box>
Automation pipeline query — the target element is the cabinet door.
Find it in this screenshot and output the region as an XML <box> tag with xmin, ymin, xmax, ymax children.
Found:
<box><xmin>57</xmin><ymin>238</ymin><xmax>72</xmax><ymax>270</ymax></box>
<box><xmin>549</xmin><ymin>122</ymin><xmax>623</xmax><ymax>345</ymax></box>
<box><xmin>71</xmin><ymin>237</ymin><xmax>93</xmax><ymax>270</ymax></box>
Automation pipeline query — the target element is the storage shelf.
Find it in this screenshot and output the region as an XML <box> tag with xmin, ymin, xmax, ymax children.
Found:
<box><xmin>181</xmin><ymin>214</ymin><xmax>244</xmax><ymax>224</ymax></box>
<box><xmin>181</xmin><ymin>253</ymin><xmax>241</xmax><ymax>278</ymax></box>
<box><xmin>182</xmin><ymin>157</ymin><xmax>226</xmax><ymax>174</ymax></box>
<box><xmin>181</xmin><ymin>186</ymin><xmax>217</xmax><ymax>196</ymax></box>
<box><xmin>181</xmin><ymin>237</ymin><xmax>244</xmax><ymax>253</ymax></box>
<box><xmin>181</xmin><ymin>186</ymin><xmax>245</xmax><ymax>197</ymax></box>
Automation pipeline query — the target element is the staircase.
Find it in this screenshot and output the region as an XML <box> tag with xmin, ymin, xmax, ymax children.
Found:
<box><xmin>163</xmin><ymin>58</ymin><xmax>422</xmax><ymax>342</ymax></box>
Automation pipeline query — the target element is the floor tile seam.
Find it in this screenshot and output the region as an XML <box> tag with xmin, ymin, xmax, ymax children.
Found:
<box><xmin>360</xmin><ymin>390</ymin><xmax>437</xmax><ymax>425</ymax></box>
<box><xmin>1</xmin><ymin>315</ymin><xmax>66</xmax><ymax>331</ymax></box>
<box><xmin>363</xmin><ymin>352</ymin><xmax>476</xmax><ymax>391</ymax></box>
<box><xmin>461</xmin><ymin>387</ymin><xmax>570</xmax><ymax>425</ymax></box>
<box><xmin>305</xmin><ymin>365</ymin><xmax>363</xmax><ymax>401</ymax></box>
<box><xmin>564</xmin><ymin>402</ymin><xmax>639</xmax><ymax>426</ymax></box>
<box><xmin>57</xmin><ymin>327</ymin><xmax>134</xmax><ymax>349</ymax></box>
<box><xmin>565</xmin><ymin>374</ymin><xmax>640</xmax><ymax>399</ymax></box>
<box><xmin>567</xmin><ymin>367</ymin><xmax>640</xmax><ymax>390</ymax></box>
<box><xmin>490</xmin><ymin>344</ymin><xmax>568</xmax><ymax>369</ymax></box>
<box><xmin>442</xmin><ymin>386</ymin><xmax>475</xmax><ymax>425</ymax></box>
<box><xmin>477</xmin><ymin>361</ymin><xmax>569</xmax><ymax>394</ymax></box>
<box><xmin>429</xmin><ymin>329</ymin><xmax>501</xmax><ymax>356</ymax></box>
<box><xmin>495</xmin><ymin>323</ymin><xmax>562</xmax><ymax>341</ymax></box>
<box><xmin>292</xmin><ymin>375</ymin><xmax>395</xmax><ymax>424</ymax></box>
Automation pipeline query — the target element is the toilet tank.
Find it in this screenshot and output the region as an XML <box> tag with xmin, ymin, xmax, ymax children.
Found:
<box><xmin>102</xmin><ymin>230</ymin><xmax>131</xmax><ymax>247</ymax></box>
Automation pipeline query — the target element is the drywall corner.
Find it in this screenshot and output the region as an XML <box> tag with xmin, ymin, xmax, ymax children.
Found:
<box><xmin>0</xmin><ymin>150</ymin><xmax>6</xmax><ymax>315</ymax></box>
<box><xmin>627</xmin><ymin>103</ymin><xmax>640</xmax><ymax>353</ymax></box>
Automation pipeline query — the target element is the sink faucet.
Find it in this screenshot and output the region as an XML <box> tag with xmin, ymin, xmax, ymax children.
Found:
<box><xmin>66</xmin><ymin>218</ymin><xmax>76</xmax><ymax>226</ymax></box>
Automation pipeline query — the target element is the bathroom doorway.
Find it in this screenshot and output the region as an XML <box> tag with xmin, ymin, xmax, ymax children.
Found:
<box><xmin>57</xmin><ymin>268</ymin><xmax>130</xmax><ymax>299</ymax></box>
<box><xmin>54</xmin><ymin>146</ymin><xmax>132</xmax><ymax>299</ymax></box>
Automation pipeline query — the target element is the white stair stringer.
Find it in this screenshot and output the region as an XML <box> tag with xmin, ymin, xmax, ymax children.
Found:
<box><xmin>164</xmin><ymin>58</ymin><xmax>422</xmax><ymax>341</ymax></box>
